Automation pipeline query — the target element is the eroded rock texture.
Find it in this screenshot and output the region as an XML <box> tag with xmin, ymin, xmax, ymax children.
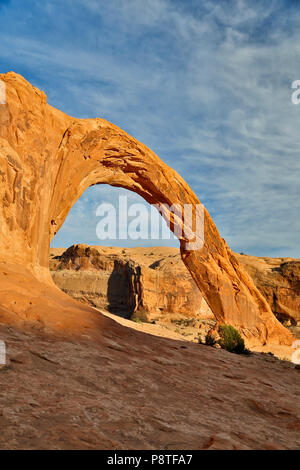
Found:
<box><xmin>0</xmin><ymin>72</ymin><xmax>293</xmax><ymax>345</ymax></box>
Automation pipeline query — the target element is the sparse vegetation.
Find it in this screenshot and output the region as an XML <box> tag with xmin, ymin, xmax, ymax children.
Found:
<box><xmin>171</xmin><ymin>318</ymin><xmax>197</xmax><ymax>327</ymax></box>
<box><xmin>205</xmin><ymin>324</ymin><xmax>251</xmax><ymax>355</ymax></box>
<box><xmin>131</xmin><ymin>316</ymin><xmax>142</xmax><ymax>323</ymax></box>
<box><xmin>218</xmin><ymin>324</ymin><xmax>245</xmax><ymax>354</ymax></box>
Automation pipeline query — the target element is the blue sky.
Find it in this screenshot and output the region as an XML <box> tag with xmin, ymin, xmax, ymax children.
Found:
<box><xmin>1</xmin><ymin>0</ymin><xmax>300</xmax><ymax>256</ymax></box>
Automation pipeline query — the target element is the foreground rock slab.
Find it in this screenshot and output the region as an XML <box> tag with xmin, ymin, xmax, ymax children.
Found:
<box><xmin>0</xmin><ymin>321</ymin><xmax>298</xmax><ymax>450</ymax></box>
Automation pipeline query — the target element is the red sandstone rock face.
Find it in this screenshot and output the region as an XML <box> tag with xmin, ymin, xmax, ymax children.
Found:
<box><xmin>0</xmin><ymin>72</ymin><xmax>293</xmax><ymax>346</ymax></box>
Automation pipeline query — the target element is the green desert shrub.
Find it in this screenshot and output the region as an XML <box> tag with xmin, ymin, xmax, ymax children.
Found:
<box><xmin>217</xmin><ymin>324</ymin><xmax>245</xmax><ymax>354</ymax></box>
<box><xmin>131</xmin><ymin>316</ymin><xmax>142</xmax><ymax>323</ymax></box>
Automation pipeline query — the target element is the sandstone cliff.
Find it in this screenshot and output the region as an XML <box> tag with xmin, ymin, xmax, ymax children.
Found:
<box><xmin>50</xmin><ymin>245</ymin><xmax>213</xmax><ymax>322</ymax></box>
<box><xmin>50</xmin><ymin>246</ymin><xmax>299</xmax><ymax>335</ymax></box>
<box><xmin>237</xmin><ymin>254</ymin><xmax>300</xmax><ymax>328</ymax></box>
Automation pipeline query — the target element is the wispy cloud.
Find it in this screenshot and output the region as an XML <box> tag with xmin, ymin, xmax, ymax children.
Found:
<box><xmin>0</xmin><ymin>0</ymin><xmax>299</xmax><ymax>256</ymax></box>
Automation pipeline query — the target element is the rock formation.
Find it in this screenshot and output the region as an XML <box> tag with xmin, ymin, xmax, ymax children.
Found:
<box><xmin>50</xmin><ymin>246</ymin><xmax>299</xmax><ymax>337</ymax></box>
<box><xmin>237</xmin><ymin>254</ymin><xmax>300</xmax><ymax>327</ymax></box>
<box><xmin>50</xmin><ymin>245</ymin><xmax>213</xmax><ymax>321</ymax></box>
<box><xmin>0</xmin><ymin>72</ymin><xmax>293</xmax><ymax>345</ymax></box>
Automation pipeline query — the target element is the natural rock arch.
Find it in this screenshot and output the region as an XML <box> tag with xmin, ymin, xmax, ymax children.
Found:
<box><xmin>0</xmin><ymin>72</ymin><xmax>293</xmax><ymax>345</ymax></box>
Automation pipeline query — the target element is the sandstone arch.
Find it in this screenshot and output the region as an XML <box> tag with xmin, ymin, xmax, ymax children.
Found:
<box><xmin>0</xmin><ymin>72</ymin><xmax>293</xmax><ymax>345</ymax></box>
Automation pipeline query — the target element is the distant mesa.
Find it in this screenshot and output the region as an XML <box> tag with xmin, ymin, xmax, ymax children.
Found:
<box><xmin>50</xmin><ymin>244</ymin><xmax>215</xmax><ymax>323</ymax></box>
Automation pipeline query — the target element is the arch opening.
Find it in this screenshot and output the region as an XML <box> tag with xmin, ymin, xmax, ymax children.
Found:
<box><xmin>50</xmin><ymin>185</ymin><xmax>180</xmax><ymax>250</ymax></box>
<box><xmin>49</xmin><ymin>185</ymin><xmax>215</xmax><ymax>339</ymax></box>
